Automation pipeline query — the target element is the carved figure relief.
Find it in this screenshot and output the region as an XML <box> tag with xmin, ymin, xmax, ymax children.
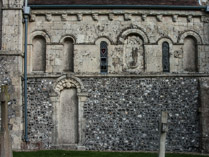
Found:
<box><xmin>123</xmin><ymin>35</ymin><xmax>144</xmax><ymax>73</ymax></box>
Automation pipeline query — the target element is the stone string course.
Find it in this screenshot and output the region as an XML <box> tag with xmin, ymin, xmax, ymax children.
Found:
<box><xmin>26</xmin><ymin>77</ymin><xmax>200</xmax><ymax>152</ymax></box>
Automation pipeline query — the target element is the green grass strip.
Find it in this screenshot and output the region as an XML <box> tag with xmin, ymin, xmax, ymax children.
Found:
<box><xmin>13</xmin><ymin>150</ymin><xmax>209</xmax><ymax>157</ymax></box>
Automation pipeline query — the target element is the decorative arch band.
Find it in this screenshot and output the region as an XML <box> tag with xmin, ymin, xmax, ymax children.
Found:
<box><xmin>54</xmin><ymin>76</ymin><xmax>84</xmax><ymax>93</ymax></box>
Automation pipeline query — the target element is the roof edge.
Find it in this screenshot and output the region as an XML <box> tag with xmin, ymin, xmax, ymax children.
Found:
<box><xmin>29</xmin><ymin>5</ymin><xmax>206</xmax><ymax>10</ymax></box>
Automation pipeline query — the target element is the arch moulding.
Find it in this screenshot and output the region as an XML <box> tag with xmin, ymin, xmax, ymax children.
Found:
<box><xmin>118</xmin><ymin>28</ymin><xmax>149</xmax><ymax>44</ymax></box>
<box><xmin>59</xmin><ymin>35</ymin><xmax>76</xmax><ymax>44</ymax></box>
<box><xmin>178</xmin><ymin>30</ymin><xmax>203</xmax><ymax>44</ymax></box>
<box><xmin>29</xmin><ymin>30</ymin><xmax>51</xmax><ymax>44</ymax></box>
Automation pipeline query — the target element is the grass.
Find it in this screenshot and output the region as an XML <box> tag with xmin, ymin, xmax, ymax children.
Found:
<box><xmin>13</xmin><ymin>150</ymin><xmax>209</xmax><ymax>157</ymax></box>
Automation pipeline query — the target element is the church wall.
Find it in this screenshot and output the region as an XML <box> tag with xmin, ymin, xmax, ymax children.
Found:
<box><xmin>0</xmin><ymin>5</ymin><xmax>209</xmax><ymax>152</ymax></box>
<box><xmin>21</xmin><ymin>9</ymin><xmax>209</xmax><ymax>152</ymax></box>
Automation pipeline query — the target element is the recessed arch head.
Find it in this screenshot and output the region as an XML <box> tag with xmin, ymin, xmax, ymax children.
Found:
<box><xmin>157</xmin><ymin>37</ymin><xmax>174</xmax><ymax>45</ymax></box>
<box><xmin>54</xmin><ymin>75</ymin><xmax>84</xmax><ymax>94</ymax></box>
<box><xmin>178</xmin><ymin>30</ymin><xmax>203</xmax><ymax>44</ymax></box>
<box><xmin>60</xmin><ymin>35</ymin><xmax>76</xmax><ymax>44</ymax></box>
<box><xmin>95</xmin><ymin>36</ymin><xmax>113</xmax><ymax>45</ymax></box>
<box><xmin>118</xmin><ymin>28</ymin><xmax>149</xmax><ymax>44</ymax></box>
<box><xmin>29</xmin><ymin>30</ymin><xmax>51</xmax><ymax>44</ymax></box>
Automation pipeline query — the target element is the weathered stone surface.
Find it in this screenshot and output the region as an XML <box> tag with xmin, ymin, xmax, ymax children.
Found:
<box><xmin>0</xmin><ymin>54</ymin><xmax>23</xmax><ymax>150</ymax></box>
<box><xmin>0</xmin><ymin>85</ymin><xmax>13</xmax><ymax>157</ymax></box>
<box><xmin>58</xmin><ymin>89</ymin><xmax>78</xmax><ymax>145</ymax></box>
<box><xmin>27</xmin><ymin>9</ymin><xmax>209</xmax><ymax>74</ymax></box>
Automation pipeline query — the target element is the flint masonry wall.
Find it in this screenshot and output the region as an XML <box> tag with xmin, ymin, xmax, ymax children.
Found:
<box><xmin>25</xmin><ymin>77</ymin><xmax>200</xmax><ymax>152</ymax></box>
<box><xmin>82</xmin><ymin>77</ymin><xmax>200</xmax><ymax>151</ymax></box>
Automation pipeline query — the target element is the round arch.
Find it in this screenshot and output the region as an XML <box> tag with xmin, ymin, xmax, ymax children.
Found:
<box><xmin>156</xmin><ymin>36</ymin><xmax>175</xmax><ymax>45</ymax></box>
<box><xmin>29</xmin><ymin>30</ymin><xmax>51</xmax><ymax>44</ymax></box>
<box><xmin>54</xmin><ymin>75</ymin><xmax>84</xmax><ymax>94</ymax></box>
<box><xmin>95</xmin><ymin>36</ymin><xmax>113</xmax><ymax>45</ymax></box>
<box><xmin>118</xmin><ymin>28</ymin><xmax>149</xmax><ymax>44</ymax></box>
<box><xmin>59</xmin><ymin>35</ymin><xmax>76</xmax><ymax>44</ymax></box>
<box><xmin>178</xmin><ymin>30</ymin><xmax>203</xmax><ymax>44</ymax></box>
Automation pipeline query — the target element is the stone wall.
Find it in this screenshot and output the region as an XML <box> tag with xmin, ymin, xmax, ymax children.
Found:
<box><xmin>25</xmin><ymin>76</ymin><xmax>200</xmax><ymax>152</ymax></box>
<box><xmin>27</xmin><ymin>9</ymin><xmax>209</xmax><ymax>74</ymax></box>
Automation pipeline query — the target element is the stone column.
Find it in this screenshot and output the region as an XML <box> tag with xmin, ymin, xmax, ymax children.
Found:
<box><xmin>77</xmin><ymin>93</ymin><xmax>88</xmax><ymax>150</ymax></box>
<box><xmin>0</xmin><ymin>85</ymin><xmax>13</xmax><ymax>157</ymax></box>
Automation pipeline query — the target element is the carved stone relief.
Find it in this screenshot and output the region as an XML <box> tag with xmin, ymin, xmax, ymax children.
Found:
<box><xmin>123</xmin><ymin>35</ymin><xmax>144</xmax><ymax>73</ymax></box>
<box><xmin>174</xmin><ymin>50</ymin><xmax>183</xmax><ymax>58</ymax></box>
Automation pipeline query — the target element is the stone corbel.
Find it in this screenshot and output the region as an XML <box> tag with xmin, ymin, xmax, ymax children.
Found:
<box><xmin>172</xmin><ymin>15</ymin><xmax>178</xmax><ymax>22</ymax></box>
<box><xmin>108</xmin><ymin>13</ymin><xmax>114</xmax><ymax>21</ymax></box>
<box><xmin>141</xmin><ymin>14</ymin><xmax>147</xmax><ymax>21</ymax></box>
<box><xmin>124</xmin><ymin>13</ymin><xmax>132</xmax><ymax>21</ymax></box>
<box><xmin>30</xmin><ymin>14</ymin><xmax>36</xmax><ymax>22</ymax></box>
<box><xmin>187</xmin><ymin>15</ymin><xmax>193</xmax><ymax>22</ymax></box>
<box><xmin>77</xmin><ymin>14</ymin><xmax>83</xmax><ymax>21</ymax></box>
<box><xmin>46</xmin><ymin>14</ymin><xmax>52</xmax><ymax>22</ymax></box>
<box><xmin>61</xmin><ymin>14</ymin><xmax>67</xmax><ymax>21</ymax></box>
<box><xmin>92</xmin><ymin>14</ymin><xmax>99</xmax><ymax>21</ymax></box>
<box><xmin>156</xmin><ymin>15</ymin><xmax>163</xmax><ymax>22</ymax></box>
